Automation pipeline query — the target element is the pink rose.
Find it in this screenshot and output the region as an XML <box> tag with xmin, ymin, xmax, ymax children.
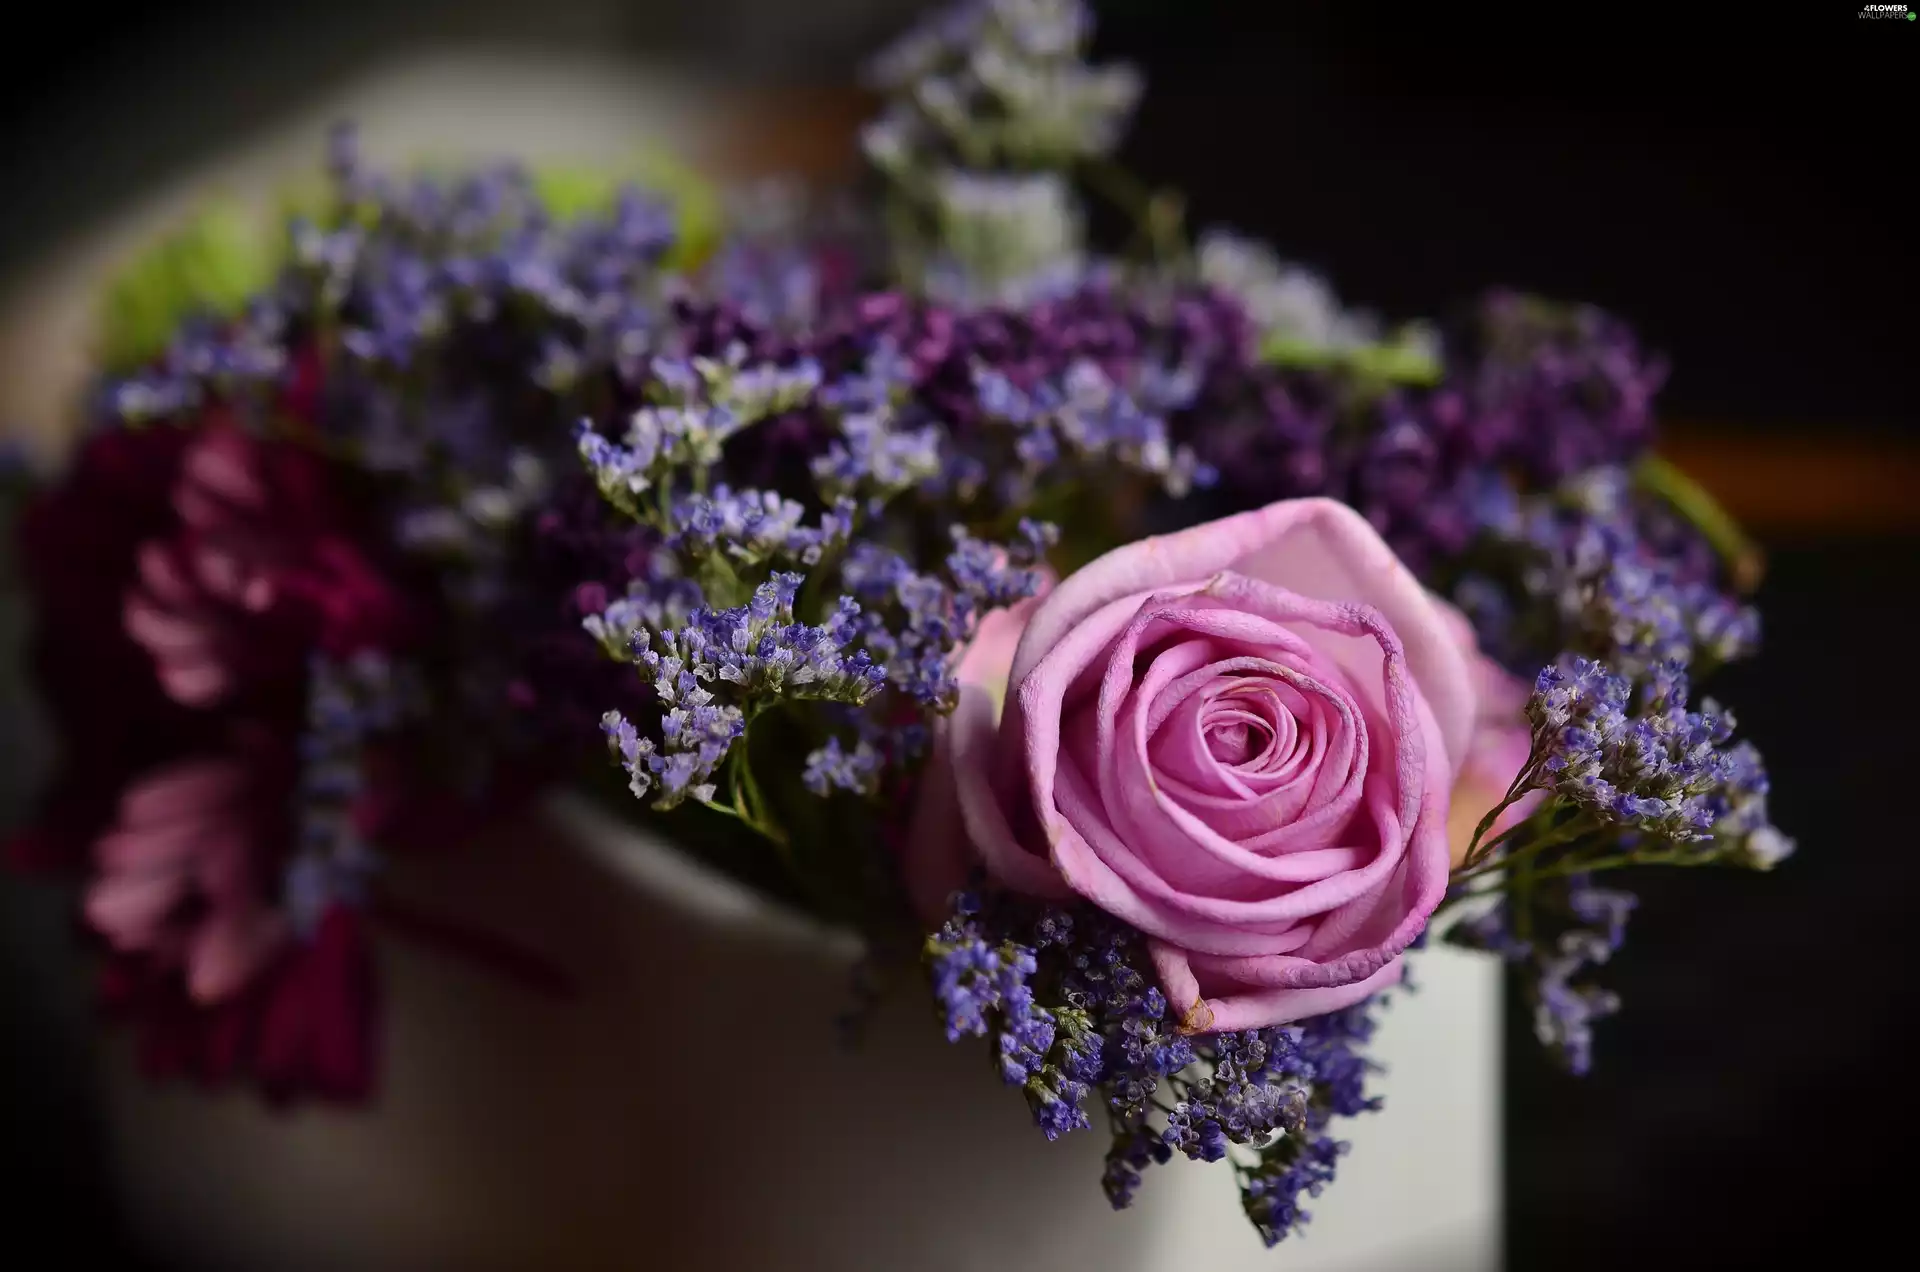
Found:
<box><xmin>911</xmin><ymin>498</ymin><xmax>1484</xmax><ymax>1032</ymax></box>
<box><xmin>1438</xmin><ymin>602</ymin><xmax>1545</xmax><ymax>868</ymax></box>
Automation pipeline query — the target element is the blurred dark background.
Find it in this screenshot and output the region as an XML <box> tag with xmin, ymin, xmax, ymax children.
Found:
<box><xmin>4</xmin><ymin>1</ymin><xmax>1914</xmax><ymax>1267</ymax></box>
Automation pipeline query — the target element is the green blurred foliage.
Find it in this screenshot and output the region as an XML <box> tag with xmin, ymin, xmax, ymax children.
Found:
<box><xmin>1260</xmin><ymin>327</ymin><xmax>1444</xmax><ymax>389</ymax></box>
<box><xmin>95</xmin><ymin>200</ymin><xmax>281</xmax><ymax>374</ymax></box>
<box><xmin>93</xmin><ymin>148</ymin><xmax>727</xmax><ymax>374</ymax></box>
<box><xmin>530</xmin><ymin>149</ymin><xmax>724</xmax><ymax>270</ymax></box>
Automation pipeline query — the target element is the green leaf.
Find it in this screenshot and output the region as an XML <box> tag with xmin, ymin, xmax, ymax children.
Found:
<box><xmin>1345</xmin><ymin>333</ymin><xmax>1444</xmax><ymax>387</ymax></box>
<box><xmin>96</xmin><ymin>200</ymin><xmax>282</xmax><ymax>373</ymax></box>
<box><xmin>1630</xmin><ymin>453</ymin><xmax>1765</xmax><ymax>593</ymax></box>
<box><xmin>530</xmin><ymin>149</ymin><xmax>724</xmax><ymax>272</ymax></box>
<box><xmin>1260</xmin><ymin>328</ymin><xmax>1444</xmax><ymax>387</ymax></box>
<box><xmin>694</xmin><ymin>551</ymin><xmax>753</xmax><ymax>610</ymax></box>
<box><xmin>1258</xmin><ymin>334</ymin><xmax>1344</xmax><ymax>370</ymax></box>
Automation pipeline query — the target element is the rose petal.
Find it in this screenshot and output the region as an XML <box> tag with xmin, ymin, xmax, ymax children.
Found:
<box><xmin>1154</xmin><ymin>942</ymin><xmax>1405</xmax><ymax>1032</ymax></box>
<box><xmin>1008</xmin><ymin>498</ymin><xmax>1475</xmax><ymax>783</ymax></box>
<box><xmin>952</xmin><ymin>681</ymin><xmax>1073</xmax><ymax>899</ymax></box>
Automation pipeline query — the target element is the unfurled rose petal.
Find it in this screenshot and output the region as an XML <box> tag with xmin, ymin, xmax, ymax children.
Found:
<box><xmin>914</xmin><ymin>498</ymin><xmax>1483</xmax><ymax>1031</ymax></box>
<box><xmin>1433</xmin><ymin>598</ymin><xmax>1543</xmax><ymax>868</ymax></box>
<box><xmin>903</xmin><ymin>587</ymin><xmax>1051</xmax><ymax>923</ymax></box>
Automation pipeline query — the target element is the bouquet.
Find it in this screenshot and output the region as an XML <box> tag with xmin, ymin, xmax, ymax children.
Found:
<box><xmin>2</xmin><ymin>0</ymin><xmax>1790</xmax><ymax>1249</ymax></box>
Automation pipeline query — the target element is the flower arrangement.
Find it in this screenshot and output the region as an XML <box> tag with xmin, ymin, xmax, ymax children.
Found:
<box><xmin>1</xmin><ymin>0</ymin><xmax>1789</xmax><ymax>1249</ymax></box>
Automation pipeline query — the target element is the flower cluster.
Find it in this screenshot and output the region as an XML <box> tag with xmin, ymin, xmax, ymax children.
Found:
<box><xmin>1440</xmin><ymin>648</ymin><xmax>1788</xmax><ymax>1072</ymax></box>
<box><xmin>927</xmin><ymin>890</ymin><xmax>1385</xmax><ymax>1246</ymax></box>
<box><xmin>284</xmin><ymin>652</ymin><xmax>422</xmax><ymax>933</ymax></box>
<box><xmin>1527</xmin><ymin>657</ymin><xmax>1731</xmax><ymax>841</ymax></box>
<box><xmin>597</xmin><ymin>572</ymin><xmax>890</xmax><ymax>809</ymax></box>
<box><xmin>863</xmin><ymin>0</ymin><xmax>1139</xmax><ymax>304</ymax></box>
<box><xmin>1452</xmin><ymin>875</ymin><xmax>1636</xmax><ymax>1076</ymax></box>
<box><xmin>3</xmin><ymin>0</ymin><xmax>1794</xmax><ymax>1248</ymax></box>
<box><xmin>1463</xmin><ymin>468</ymin><xmax>1760</xmax><ymax>676</ymax></box>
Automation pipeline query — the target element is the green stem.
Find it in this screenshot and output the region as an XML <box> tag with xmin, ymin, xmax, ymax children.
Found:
<box><xmin>1528</xmin><ymin>845</ymin><xmax>1721</xmax><ymax>882</ymax></box>
<box><xmin>1632</xmin><ymin>454</ymin><xmax>1764</xmax><ymax>593</ymax></box>
<box><xmin>1449</xmin><ymin>809</ymin><xmax>1589</xmax><ymax>890</ymax></box>
<box><xmin>883</xmin><ymin>190</ymin><xmax>928</xmax><ymax>291</ymax></box>
<box><xmin>707</xmin><ymin>742</ymin><xmax>788</xmax><ymax>852</ymax></box>
<box><xmin>1458</xmin><ymin>760</ymin><xmax>1544</xmax><ymax>871</ymax></box>
<box><xmin>1076</xmin><ymin>158</ymin><xmax>1188</xmax><ymax>268</ymax></box>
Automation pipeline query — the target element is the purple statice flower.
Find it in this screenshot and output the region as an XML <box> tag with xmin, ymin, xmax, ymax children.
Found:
<box><xmin>599</xmin><ymin>694</ymin><xmax>743</xmax><ymax>811</ymax></box>
<box><xmin>1240</xmin><ymin>1133</ymin><xmax>1349</xmax><ymax>1248</ymax></box>
<box><xmin>706</xmin><ymin>238</ymin><xmax>823</xmax><ymax>333</ymax></box>
<box><xmin>1526</xmin><ymin>656</ymin><xmax>1760</xmax><ymax>844</ymax></box>
<box><xmin>1292</xmin><ymin>1003</ymin><xmax>1384</xmax><ymax>1123</ymax></box>
<box><xmin>801</xmin><ymin>735</ymin><xmax>885</xmax><ymax>797</ymax></box>
<box><xmin>927</xmin><ymin>893</ymin><xmax>1086</xmax><ymax>1139</ymax></box>
<box><xmin>818</xmin><ymin>338</ymin><xmax>916</xmax><ymax>413</ymax></box>
<box><xmin>1708</xmin><ymin>740</ymin><xmax>1795</xmax><ymax>870</ymax></box>
<box><xmin>1458</xmin><ymin>290</ymin><xmax>1668</xmax><ymax>487</ymax></box>
<box><xmin>809</xmin><ymin>405</ymin><xmax>945</xmax><ymax>509</ymax></box>
<box><xmin>1449</xmin><ymin>875</ymin><xmax>1634</xmax><ymax>1077</ymax></box>
<box><xmin>929</xmin><ymin>887</ymin><xmax>1385</xmax><ymax>1233</ymax></box>
<box><xmin>284</xmin><ymin>652</ymin><xmax>421</xmax><ymax>935</ymax></box>
<box><xmin>667</xmin><ymin>486</ymin><xmax>854</xmax><ymax>567</ymax></box>
<box><xmin>1102</xmin><ymin>1123</ymin><xmax>1175</xmax><ymax>1210</ymax></box>
<box><xmin>640</xmin><ymin>573</ymin><xmax>886</xmax><ymax>707</ymax></box>
<box><xmin>971</xmin><ymin>357</ymin><xmax>1215</xmax><ymax>499</ymax></box>
<box><xmin>1226</xmin><ymin>1001</ymin><xmax>1383</xmax><ymax>1244</ymax></box>
<box><xmin>1162</xmin><ymin>1035</ymin><xmax>1309</xmax><ymax>1163</ymax></box>
<box><xmin>340</xmin><ymin>248</ymin><xmax>449</xmax><ymax>370</ymax></box>
<box><xmin>836</xmin><ymin>524</ymin><xmax>1050</xmax><ymax>708</ymax></box>
<box><xmin>1532</xmin><ymin>943</ymin><xmax>1622</xmax><ymax>1078</ymax></box>
<box><xmin>103</xmin><ymin>309</ymin><xmax>291</xmax><ymax>426</ymax></box>
<box><xmin>1503</xmin><ymin>482</ymin><xmax>1760</xmax><ymax>675</ymax></box>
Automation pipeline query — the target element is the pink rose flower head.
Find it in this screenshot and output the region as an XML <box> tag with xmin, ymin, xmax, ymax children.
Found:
<box><xmin>123</xmin><ymin>423</ymin><xmax>411</xmax><ymax>710</ymax></box>
<box><xmin>1434</xmin><ymin>600</ymin><xmax>1545</xmax><ymax>867</ymax></box>
<box><xmin>918</xmin><ymin>498</ymin><xmax>1485</xmax><ymax>1032</ymax></box>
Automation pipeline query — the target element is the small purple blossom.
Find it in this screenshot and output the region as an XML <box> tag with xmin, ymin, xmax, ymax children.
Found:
<box><xmin>1527</xmin><ymin>656</ymin><xmax>1761</xmax><ymax>843</ymax></box>
<box><xmin>285</xmin><ymin>652</ymin><xmax>421</xmax><ymax>935</ymax></box>
<box><xmin>801</xmin><ymin>735</ymin><xmax>885</xmax><ymax>797</ymax></box>
<box><xmin>667</xmin><ymin>486</ymin><xmax>854</xmax><ymax>566</ymax></box>
<box><xmin>1449</xmin><ymin>875</ymin><xmax>1635</xmax><ymax>1077</ymax></box>
<box><xmin>929</xmin><ymin>887</ymin><xmax>1385</xmax><ymax>1236</ymax></box>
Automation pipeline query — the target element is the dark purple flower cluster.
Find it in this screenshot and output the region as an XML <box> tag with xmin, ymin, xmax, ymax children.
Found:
<box><xmin>284</xmin><ymin>652</ymin><xmax>420</xmax><ymax>934</ymax></box>
<box><xmin>1459</xmin><ymin>290</ymin><xmax>1668</xmax><ymax>486</ymax></box>
<box><xmin>837</xmin><ymin>522</ymin><xmax>1053</xmax><ymax>708</ymax></box>
<box><xmin>1474</xmin><ymin>470</ymin><xmax>1759</xmax><ymax>677</ymax></box>
<box><xmin>1139</xmin><ymin>281</ymin><xmax>1669</xmax><ymax>580</ymax></box>
<box><xmin>928</xmin><ymin>888</ymin><xmax>1386</xmax><ymax>1243</ymax></box>
<box><xmin>1452</xmin><ymin>874</ymin><xmax>1636</xmax><ymax>1076</ymax></box>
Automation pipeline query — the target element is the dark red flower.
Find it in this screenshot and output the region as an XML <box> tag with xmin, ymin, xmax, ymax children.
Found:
<box><xmin>8</xmin><ymin>407</ymin><xmax>410</xmax><ymax>1103</ymax></box>
<box><xmin>83</xmin><ymin>728</ymin><xmax>297</xmax><ymax>1004</ymax></box>
<box><xmin>122</xmin><ymin>421</ymin><xmax>412</xmax><ymax>712</ymax></box>
<box><xmin>7</xmin><ymin>423</ymin><xmax>204</xmax><ymax>873</ymax></box>
<box><xmin>99</xmin><ymin>904</ymin><xmax>377</xmax><ymax>1104</ymax></box>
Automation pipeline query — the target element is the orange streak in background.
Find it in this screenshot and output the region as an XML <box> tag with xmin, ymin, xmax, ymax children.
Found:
<box><xmin>1659</xmin><ymin>428</ymin><xmax>1920</xmax><ymax>536</ymax></box>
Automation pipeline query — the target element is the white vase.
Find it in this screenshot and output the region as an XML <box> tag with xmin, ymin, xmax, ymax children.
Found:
<box><xmin>96</xmin><ymin>792</ymin><xmax>1501</xmax><ymax>1271</ymax></box>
